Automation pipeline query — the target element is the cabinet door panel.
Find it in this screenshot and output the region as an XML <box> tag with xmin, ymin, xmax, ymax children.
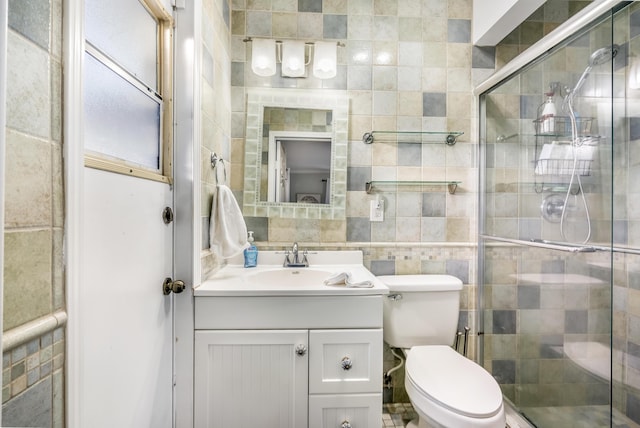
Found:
<box><xmin>309</xmin><ymin>329</ymin><xmax>383</xmax><ymax>394</ymax></box>
<box><xmin>308</xmin><ymin>393</ymin><xmax>381</xmax><ymax>428</ymax></box>
<box><xmin>194</xmin><ymin>330</ymin><xmax>308</xmax><ymax>428</ymax></box>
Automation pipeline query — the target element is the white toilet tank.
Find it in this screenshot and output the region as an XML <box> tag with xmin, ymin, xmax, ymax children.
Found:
<box><xmin>379</xmin><ymin>275</ymin><xmax>463</xmax><ymax>349</ymax></box>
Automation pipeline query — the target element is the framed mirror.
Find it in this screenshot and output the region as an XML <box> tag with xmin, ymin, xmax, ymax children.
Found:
<box><xmin>243</xmin><ymin>88</ymin><xmax>348</xmax><ymax>219</ymax></box>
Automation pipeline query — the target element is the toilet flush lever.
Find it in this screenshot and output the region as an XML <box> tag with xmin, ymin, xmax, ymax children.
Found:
<box><xmin>388</xmin><ymin>293</ymin><xmax>403</xmax><ymax>301</ymax></box>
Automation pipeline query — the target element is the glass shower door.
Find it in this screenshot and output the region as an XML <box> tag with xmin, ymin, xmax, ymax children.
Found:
<box><xmin>477</xmin><ymin>5</ymin><xmax>640</xmax><ymax>426</ymax></box>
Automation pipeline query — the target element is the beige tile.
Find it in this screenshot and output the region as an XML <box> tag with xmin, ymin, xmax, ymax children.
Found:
<box><xmin>374</xmin><ymin>0</ymin><xmax>397</xmax><ymax>16</ymax></box>
<box><xmin>397</xmin><ymin>0</ymin><xmax>421</xmax><ymax>16</ymax></box>
<box><xmin>446</xmin><ymin>43</ymin><xmax>471</xmax><ymax>68</ymax></box>
<box><xmin>422</xmin><ymin>17</ymin><xmax>446</xmax><ymax>42</ymax></box>
<box><xmin>323</xmin><ymin>0</ymin><xmax>348</xmax><ymax>14</ymax></box>
<box><xmin>272</xmin><ymin>0</ymin><xmax>297</xmax><ymax>12</ymax></box>
<box><xmin>247</xmin><ymin>0</ymin><xmax>270</xmax><ymax>10</ymax></box>
<box><xmin>320</xmin><ymin>220</ymin><xmax>347</xmax><ymax>242</ymax></box>
<box><xmin>4</xmin><ymin>229</ymin><xmax>53</xmax><ymax>330</ymax></box>
<box><xmin>421</xmin><ymin>67</ymin><xmax>447</xmax><ymax>92</ymax></box>
<box><xmin>52</xmin><ymin>228</ymin><xmax>65</xmax><ymax>311</ymax></box>
<box><xmin>447</xmin><ymin>0</ymin><xmax>472</xmax><ymax>19</ymax></box>
<box><xmin>52</xmin><ymin>142</ymin><xmax>64</xmax><ymax>228</ymax></box>
<box><xmin>397</xmin><ymin>91</ymin><xmax>422</xmax><ymax>117</ymax></box>
<box><xmin>272</xmin><ymin>13</ymin><xmax>297</xmax><ymax>38</ymax></box>
<box><xmin>446</xmin><ymin>217</ymin><xmax>470</xmax><ymax>241</ymax></box>
<box><xmin>5</xmin><ymin>129</ymin><xmax>52</xmax><ymax>228</ymax></box>
<box><xmin>7</xmin><ymin>31</ymin><xmax>51</xmax><ymax>139</ymax></box>
<box><xmin>231</xmin><ymin>10</ymin><xmax>246</xmax><ymax>35</ymax></box>
<box><xmin>298</xmin><ymin>13</ymin><xmax>323</xmax><ymax>39</ymax></box>
<box><xmin>423</xmin><ymin>42</ymin><xmax>447</xmax><ymax>68</ymax></box>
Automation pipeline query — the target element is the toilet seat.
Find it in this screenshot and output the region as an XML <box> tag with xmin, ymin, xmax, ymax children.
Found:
<box><xmin>405</xmin><ymin>345</ymin><xmax>503</xmax><ymax>419</ymax></box>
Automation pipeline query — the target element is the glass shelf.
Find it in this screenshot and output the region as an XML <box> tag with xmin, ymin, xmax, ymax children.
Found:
<box><xmin>362</xmin><ymin>130</ymin><xmax>464</xmax><ymax>145</ymax></box>
<box><xmin>365</xmin><ymin>180</ymin><xmax>461</xmax><ymax>194</ymax></box>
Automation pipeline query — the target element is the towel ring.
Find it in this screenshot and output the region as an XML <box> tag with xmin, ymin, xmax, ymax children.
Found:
<box><xmin>215</xmin><ymin>158</ymin><xmax>227</xmax><ymax>185</ymax></box>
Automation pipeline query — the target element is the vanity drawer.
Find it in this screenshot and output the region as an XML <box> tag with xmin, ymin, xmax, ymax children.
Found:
<box><xmin>308</xmin><ymin>393</ymin><xmax>381</xmax><ymax>428</ymax></box>
<box><xmin>309</xmin><ymin>329</ymin><xmax>383</xmax><ymax>394</ymax></box>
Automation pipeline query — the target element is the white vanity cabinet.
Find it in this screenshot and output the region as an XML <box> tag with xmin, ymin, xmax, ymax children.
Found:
<box><xmin>308</xmin><ymin>329</ymin><xmax>383</xmax><ymax>428</ymax></box>
<box><xmin>194</xmin><ymin>330</ymin><xmax>309</xmax><ymax>428</ymax></box>
<box><xmin>193</xmin><ymin>296</ymin><xmax>384</xmax><ymax>428</ymax></box>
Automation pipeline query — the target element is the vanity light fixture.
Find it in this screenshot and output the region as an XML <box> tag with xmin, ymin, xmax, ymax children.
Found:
<box><xmin>281</xmin><ymin>40</ymin><xmax>308</xmax><ymax>77</ymax></box>
<box><xmin>251</xmin><ymin>38</ymin><xmax>277</xmax><ymax>77</ymax></box>
<box><xmin>313</xmin><ymin>41</ymin><xmax>337</xmax><ymax>79</ymax></box>
<box><xmin>245</xmin><ymin>37</ymin><xmax>342</xmax><ymax>79</ymax></box>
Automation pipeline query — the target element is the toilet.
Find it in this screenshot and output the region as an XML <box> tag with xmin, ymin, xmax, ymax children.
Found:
<box><xmin>379</xmin><ymin>275</ymin><xmax>505</xmax><ymax>428</ymax></box>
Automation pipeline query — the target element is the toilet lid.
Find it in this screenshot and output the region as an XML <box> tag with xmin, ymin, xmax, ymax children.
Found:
<box><xmin>406</xmin><ymin>346</ymin><xmax>503</xmax><ymax>418</ymax></box>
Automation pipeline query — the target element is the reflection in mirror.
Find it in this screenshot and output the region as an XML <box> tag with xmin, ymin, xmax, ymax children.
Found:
<box><xmin>260</xmin><ymin>106</ymin><xmax>332</xmax><ymax>203</ymax></box>
<box><xmin>243</xmin><ymin>88</ymin><xmax>348</xmax><ymax>219</ymax></box>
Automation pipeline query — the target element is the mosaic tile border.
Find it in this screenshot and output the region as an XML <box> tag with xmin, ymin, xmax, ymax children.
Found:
<box><xmin>2</xmin><ymin>327</ymin><xmax>65</xmax><ymax>403</ymax></box>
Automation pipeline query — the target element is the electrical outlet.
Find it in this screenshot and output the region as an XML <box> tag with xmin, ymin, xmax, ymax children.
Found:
<box><xmin>370</xmin><ymin>199</ymin><xmax>384</xmax><ymax>222</ymax></box>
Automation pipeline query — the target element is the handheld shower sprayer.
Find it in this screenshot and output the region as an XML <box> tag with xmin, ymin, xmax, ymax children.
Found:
<box><xmin>565</xmin><ymin>44</ymin><xmax>619</xmax><ymax>104</ymax></box>
<box><xmin>557</xmin><ymin>44</ymin><xmax>618</xmax><ymax>244</ymax></box>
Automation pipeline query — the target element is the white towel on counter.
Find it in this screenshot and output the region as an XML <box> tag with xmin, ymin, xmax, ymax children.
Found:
<box><xmin>209</xmin><ymin>184</ymin><xmax>250</xmax><ymax>259</ymax></box>
<box><xmin>323</xmin><ymin>272</ymin><xmax>373</xmax><ymax>288</ymax></box>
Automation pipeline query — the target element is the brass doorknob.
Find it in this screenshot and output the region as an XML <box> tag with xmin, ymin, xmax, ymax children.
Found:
<box><xmin>163</xmin><ymin>278</ymin><xmax>185</xmax><ymax>295</ymax></box>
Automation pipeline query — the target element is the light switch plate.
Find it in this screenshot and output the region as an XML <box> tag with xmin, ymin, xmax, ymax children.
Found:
<box><xmin>370</xmin><ymin>200</ymin><xmax>384</xmax><ymax>222</ymax></box>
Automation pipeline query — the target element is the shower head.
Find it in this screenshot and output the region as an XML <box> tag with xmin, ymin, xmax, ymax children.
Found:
<box><xmin>568</xmin><ymin>44</ymin><xmax>619</xmax><ymax>100</ymax></box>
<box><xmin>589</xmin><ymin>44</ymin><xmax>619</xmax><ymax>67</ymax></box>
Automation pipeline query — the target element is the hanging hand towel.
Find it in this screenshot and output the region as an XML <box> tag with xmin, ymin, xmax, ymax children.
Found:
<box><xmin>209</xmin><ymin>184</ymin><xmax>250</xmax><ymax>259</ymax></box>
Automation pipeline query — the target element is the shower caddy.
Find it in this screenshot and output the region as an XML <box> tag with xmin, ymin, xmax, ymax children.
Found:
<box><xmin>532</xmin><ymin>106</ymin><xmax>598</xmax><ymax>194</ymax></box>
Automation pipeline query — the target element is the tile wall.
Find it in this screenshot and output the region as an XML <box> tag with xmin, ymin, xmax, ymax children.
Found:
<box><xmin>3</xmin><ymin>0</ymin><xmax>65</xmax><ymax>426</ymax></box>
<box><xmin>202</xmin><ymin>0</ymin><xmax>596</xmax><ymax>408</ymax></box>
<box><xmin>219</xmin><ymin>0</ymin><xmax>486</xmax><ymax>401</ymax></box>
<box><xmin>201</xmin><ymin>0</ymin><xmax>233</xmax><ymax>276</ymax></box>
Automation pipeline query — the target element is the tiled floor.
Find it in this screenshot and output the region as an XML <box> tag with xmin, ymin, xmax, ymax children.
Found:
<box><xmin>382</xmin><ymin>403</ymin><xmax>417</xmax><ymax>427</ymax></box>
<box><xmin>522</xmin><ymin>405</ymin><xmax>638</xmax><ymax>428</ymax></box>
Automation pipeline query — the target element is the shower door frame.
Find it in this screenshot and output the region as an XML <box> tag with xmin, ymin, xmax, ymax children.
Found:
<box><xmin>475</xmin><ymin>0</ymin><xmax>629</xmax><ymax>425</ymax></box>
<box><xmin>475</xmin><ymin>0</ymin><xmax>625</xmax><ymax>368</ymax></box>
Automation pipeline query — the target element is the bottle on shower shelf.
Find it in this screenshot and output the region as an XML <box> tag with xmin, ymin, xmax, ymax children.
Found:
<box><xmin>538</xmin><ymin>90</ymin><xmax>557</xmax><ymax>134</ymax></box>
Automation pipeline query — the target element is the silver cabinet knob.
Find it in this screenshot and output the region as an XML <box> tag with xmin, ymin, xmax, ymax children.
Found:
<box><xmin>341</xmin><ymin>356</ymin><xmax>352</xmax><ymax>370</ymax></box>
<box><xmin>341</xmin><ymin>421</ymin><xmax>352</xmax><ymax>428</ymax></box>
<box><xmin>295</xmin><ymin>344</ymin><xmax>307</xmax><ymax>356</ymax></box>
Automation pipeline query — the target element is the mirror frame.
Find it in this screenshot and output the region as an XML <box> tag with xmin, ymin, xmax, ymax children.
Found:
<box><xmin>242</xmin><ymin>88</ymin><xmax>348</xmax><ymax>219</ymax></box>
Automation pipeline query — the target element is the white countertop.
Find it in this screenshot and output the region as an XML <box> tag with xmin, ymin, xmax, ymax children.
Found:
<box><xmin>195</xmin><ymin>250</ymin><xmax>388</xmax><ymax>297</ymax></box>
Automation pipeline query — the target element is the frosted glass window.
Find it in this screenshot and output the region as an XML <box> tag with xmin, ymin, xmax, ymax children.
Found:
<box><xmin>84</xmin><ymin>53</ymin><xmax>160</xmax><ymax>170</ymax></box>
<box><xmin>85</xmin><ymin>0</ymin><xmax>158</xmax><ymax>89</ymax></box>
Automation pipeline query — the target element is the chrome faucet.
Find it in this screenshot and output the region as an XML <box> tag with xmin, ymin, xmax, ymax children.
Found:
<box><xmin>283</xmin><ymin>242</ymin><xmax>309</xmax><ymax>267</ymax></box>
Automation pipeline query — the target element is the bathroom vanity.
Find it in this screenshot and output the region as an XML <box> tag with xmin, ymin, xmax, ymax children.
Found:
<box><xmin>193</xmin><ymin>251</ymin><xmax>387</xmax><ymax>428</ymax></box>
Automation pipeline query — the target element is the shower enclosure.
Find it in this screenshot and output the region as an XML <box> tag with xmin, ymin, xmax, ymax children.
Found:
<box><xmin>478</xmin><ymin>2</ymin><xmax>640</xmax><ymax>426</ymax></box>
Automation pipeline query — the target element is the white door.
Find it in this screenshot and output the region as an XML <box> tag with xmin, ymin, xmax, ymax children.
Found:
<box><xmin>74</xmin><ymin>0</ymin><xmax>177</xmax><ymax>426</ymax></box>
<box><xmin>81</xmin><ymin>169</ymin><xmax>174</xmax><ymax>427</ymax></box>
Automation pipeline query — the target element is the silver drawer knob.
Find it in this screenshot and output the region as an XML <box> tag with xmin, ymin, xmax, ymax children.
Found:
<box><xmin>341</xmin><ymin>356</ymin><xmax>352</xmax><ymax>370</ymax></box>
<box><xmin>341</xmin><ymin>421</ymin><xmax>352</xmax><ymax>428</ymax></box>
<box><xmin>295</xmin><ymin>344</ymin><xmax>307</xmax><ymax>356</ymax></box>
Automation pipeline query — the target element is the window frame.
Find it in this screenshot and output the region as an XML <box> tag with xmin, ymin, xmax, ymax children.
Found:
<box><xmin>83</xmin><ymin>0</ymin><xmax>174</xmax><ymax>184</ymax></box>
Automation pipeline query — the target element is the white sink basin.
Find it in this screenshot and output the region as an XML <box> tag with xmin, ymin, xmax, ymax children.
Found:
<box><xmin>245</xmin><ymin>268</ymin><xmax>333</xmax><ymax>287</ymax></box>
<box><xmin>194</xmin><ymin>251</ymin><xmax>388</xmax><ymax>296</ymax></box>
